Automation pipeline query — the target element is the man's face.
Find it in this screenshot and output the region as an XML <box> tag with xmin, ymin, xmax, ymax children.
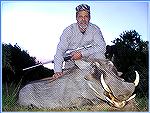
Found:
<box><xmin>76</xmin><ymin>10</ymin><xmax>90</xmax><ymax>32</ymax></box>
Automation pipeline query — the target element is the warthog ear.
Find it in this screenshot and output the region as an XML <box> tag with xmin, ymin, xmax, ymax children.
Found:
<box><xmin>107</xmin><ymin>61</ymin><xmax>115</xmax><ymax>71</ymax></box>
<box><xmin>107</xmin><ymin>61</ymin><xmax>123</xmax><ymax>77</ymax></box>
<box><xmin>107</xmin><ymin>61</ymin><xmax>114</xmax><ymax>67</ymax></box>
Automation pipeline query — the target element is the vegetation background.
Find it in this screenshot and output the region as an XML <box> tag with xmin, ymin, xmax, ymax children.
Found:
<box><xmin>2</xmin><ymin>30</ymin><xmax>148</xmax><ymax>111</ymax></box>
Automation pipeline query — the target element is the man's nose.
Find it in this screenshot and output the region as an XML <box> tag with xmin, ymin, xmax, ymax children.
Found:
<box><xmin>82</xmin><ymin>17</ymin><xmax>85</xmax><ymax>20</ymax></box>
<box><xmin>82</xmin><ymin>17</ymin><xmax>86</xmax><ymax>21</ymax></box>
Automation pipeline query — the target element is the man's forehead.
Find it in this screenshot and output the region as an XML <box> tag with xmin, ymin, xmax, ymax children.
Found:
<box><xmin>77</xmin><ymin>10</ymin><xmax>89</xmax><ymax>16</ymax></box>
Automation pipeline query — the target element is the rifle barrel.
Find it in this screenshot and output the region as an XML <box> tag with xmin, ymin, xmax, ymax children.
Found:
<box><xmin>23</xmin><ymin>60</ymin><xmax>54</xmax><ymax>71</ymax></box>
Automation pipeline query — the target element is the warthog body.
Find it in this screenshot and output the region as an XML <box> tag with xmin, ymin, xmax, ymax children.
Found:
<box><xmin>18</xmin><ymin>58</ymin><xmax>139</xmax><ymax>109</ymax></box>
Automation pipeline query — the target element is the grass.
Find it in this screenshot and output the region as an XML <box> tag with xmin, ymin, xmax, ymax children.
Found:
<box><xmin>2</xmin><ymin>81</ymin><xmax>148</xmax><ymax>112</ymax></box>
<box><xmin>135</xmin><ymin>94</ymin><xmax>148</xmax><ymax>111</ymax></box>
<box><xmin>2</xmin><ymin>79</ymin><xmax>22</xmax><ymax>111</ymax></box>
<box><xmin>2</xmin><ymin>103</ymin><xmax>109</xmax><ymax>112</ymax></box>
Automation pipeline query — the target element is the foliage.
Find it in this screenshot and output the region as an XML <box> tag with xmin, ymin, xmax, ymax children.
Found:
<box><xmin>106</xmin><ymin>30</ymin><xmax>148</xmax><ymax>97</ymax></box>
<box><xmin>2</xmin><ymin>43</ymin><xmax>36</xmax><ymax>84</ymax></box>
<box><xmin>23</xmin><ymin>66</ymin><xmax>54</xmax><ymax>85</ymax></box>
<box><xmin>2</xmin><ymin>43</ymin><xmax>13</xmax><ymax>72</ymax></box>
<box><xmin>2</xmin><ymin>44</ymin><xmax>15</xmax><ymax>85</ymax></box>
<box><xmin>2</xmin><ymin>43</ymin><xmax>54</xmax><ymax>85</ymax></box>
<box><xmin>135</xmin><ymin>95</ymin><xmax>148</xmax><ymax>111</ymax></box>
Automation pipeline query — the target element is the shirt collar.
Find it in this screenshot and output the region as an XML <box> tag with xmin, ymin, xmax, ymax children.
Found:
<box><xmin>76</xmin><ymin>23</ymin><xmax>91</xmax><ymax>35</ymax></box>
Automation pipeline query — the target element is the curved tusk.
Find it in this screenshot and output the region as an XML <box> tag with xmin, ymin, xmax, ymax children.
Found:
<box><xmin>87</xmin><ymin>82</ymin><xmax>99</xmax><ymax>94</ymax></box>
<box><xmin>105</xmin><ymin>97</ymin><xmax>114</xmax><ymax>104</ymax></box>
<box><xmin>106</xmin><ymin>97</ymin><xmax>126</xmax><ymax>108</ymax></box>
<box><xmin>101</xmin><ymin>74</ymin><xmax>111</xmax><ymax>92</ymax></box>
<box><xmin>126</xmin><ymin>94</ymin><xmax>136</xmax><ymax>102</ymax></box>
<box><xmin>134</xmin><ymin>71</ymin><xmax>140</xmax><ymax>86</ymax></box>
<box><xmin>87</xmin><ymin>81</ymin><xmax>102</xmax><ymax>98</ymax></box>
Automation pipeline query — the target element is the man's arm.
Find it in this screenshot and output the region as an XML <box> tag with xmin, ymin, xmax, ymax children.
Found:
<box><xmin>54</xmin><ymin>26</ymin><xmax>72</xmax><ymax>73</ymax></box>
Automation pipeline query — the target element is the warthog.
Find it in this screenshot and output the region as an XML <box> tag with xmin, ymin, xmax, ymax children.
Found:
<box><xmin>18</xmin><ymin>58</ymin><xmax>139</xmax><ymax>110</ymax></box>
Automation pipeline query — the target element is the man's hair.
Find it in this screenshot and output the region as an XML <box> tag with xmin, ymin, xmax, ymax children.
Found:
<box><xmin>76</xmin><ymin>4</ymin><xmax>91</xmax><ymax>18</ymax></box>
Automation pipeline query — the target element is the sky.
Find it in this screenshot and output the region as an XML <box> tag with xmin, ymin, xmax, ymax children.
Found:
<box><xmin>1</xmin><ymin>1</ymin><xmax>149</xmax><ymax>69</ymax></box>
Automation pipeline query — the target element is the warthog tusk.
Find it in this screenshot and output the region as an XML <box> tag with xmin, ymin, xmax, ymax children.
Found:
<box><xmin>134</xmin><ymin>71</ymin><xmax>139</xmax><ymax>86</ymax></box>
<box><xmin>87</xmin><ymin>81</ymin><xmax>102</xmax><ymax>97</ymax></box>
<box><xmin>105</xmin><ymin>97</ymin><xmax>114</xmax><ymax>104</ymax></box>
<box><xmin>126</xmin><ymin>94</ymin><xmax>136</xmax><ymax>102</ymax></box>
<box><xmin>105</xmin><ymin>97</ymin><xmax>126</xmax><ymax>108</ymax></box>
<box><xmin>105</xmin><ymin>94</ymin><xmax>136</xmax><ymax>108</ymax></box>
<box><xmin>101</xmin><ymin>74</ymin><xmax>111</xmax><ymax>93</ymax></box>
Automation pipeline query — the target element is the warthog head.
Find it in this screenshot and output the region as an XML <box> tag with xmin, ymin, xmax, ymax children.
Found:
<box><xmin>82</xmin><ymin>59</ymin><xmax>139</xmax><ymax>108</ymax></box>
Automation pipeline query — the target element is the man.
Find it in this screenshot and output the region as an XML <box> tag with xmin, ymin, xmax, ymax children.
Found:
<box><xmin>53</xmin><ymin>4</ymin><xmax>106</xmax><ymax>79</ymax></box>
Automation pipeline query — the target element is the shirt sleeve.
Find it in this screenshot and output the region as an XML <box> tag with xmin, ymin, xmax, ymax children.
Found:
<box><xmin>81</xmin><ymin>27</ymin><xmax>106</xmax><ymax>59</ymax></box>
<box><xmin>54</xmin><ymin>26</ymin><xmax>72</xmax><ymax>73</ymax></box>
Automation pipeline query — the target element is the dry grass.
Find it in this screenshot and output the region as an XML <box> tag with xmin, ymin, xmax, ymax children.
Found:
<box><xmin>3</xmin><ymin>98</ymin><xmax>148</xmax><ymax>112</ymax></box>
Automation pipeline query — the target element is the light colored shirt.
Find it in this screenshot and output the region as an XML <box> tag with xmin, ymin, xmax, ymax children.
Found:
<box><xmin>54</xmin><ymin>22</ymin><xmax>106</xmax><ymax>72</ymax></box>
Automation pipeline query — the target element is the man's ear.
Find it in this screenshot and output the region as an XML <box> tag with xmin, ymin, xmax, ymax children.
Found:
<box><xmin>76</xmin><ymin>12</ymin><xmax>79</xmax><ymax>20</ymax></box>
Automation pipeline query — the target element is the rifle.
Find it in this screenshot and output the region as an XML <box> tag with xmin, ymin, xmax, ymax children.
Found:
<box><xmin>23</xmin><ymin>44</ymin><xmax>93</xmax><ymax>71</ymax></box>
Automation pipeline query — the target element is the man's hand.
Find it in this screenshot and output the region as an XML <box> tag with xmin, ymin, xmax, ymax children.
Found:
<box><xmin>53</xmin><ymin>72</ymin><xmax>64</xmax><ymax>79</ymax></box>
<box><xmin>71</xmin><ymin>51</ymin><xmax>82</xmax><ymax>60</ymax></box>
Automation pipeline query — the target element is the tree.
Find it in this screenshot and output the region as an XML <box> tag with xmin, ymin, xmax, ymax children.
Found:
<box><xmin>2</xmin><ymin>43</ymin><xmax>15</xmax><ymax>96</ymax></box>
<box><xmin>2</xmin><ymin>43</ymin><xmax>54</xmax><ymax>86</ymax></box>
<box><xmin>2</xmin><ymin>43</ymin><xmax>14</xmax><ymax>78</ymax></box>
<box><xmin>2</xmin><ymin>43</ymin><xmax>37</xmax><ymax>84</ymax></box>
